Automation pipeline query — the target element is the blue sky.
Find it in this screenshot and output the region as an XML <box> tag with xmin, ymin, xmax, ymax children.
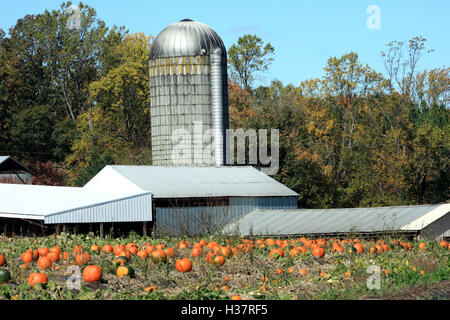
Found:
<box><xmin>1</xmin><ymin>0</ymin><xmax>449</xmax><ymax>86</ymax></box>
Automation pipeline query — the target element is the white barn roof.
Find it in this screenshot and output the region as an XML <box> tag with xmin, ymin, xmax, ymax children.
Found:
<box><xmin>224</xmin><ymin>203</ymin><xmax>450</xmax><ymax>236</ymax></box>
<box><xmin>84</xmin><ymin>165</ymin><xmax>298</xmax><ymax>198</ymax></box>
<box><xmin>0</xmin><ymin>183</ymin><xmax>152</xmax><ymax>224</ymax></box>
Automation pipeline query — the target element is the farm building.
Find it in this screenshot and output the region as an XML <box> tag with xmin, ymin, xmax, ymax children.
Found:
<box><xmin>0</xmin><ymin>156</ymin><xmax>33</xmax><ymax>184</ymax></box>
<box><xmin>83</xmin><ymin>165</ymin><xmax>299</xmax><ymax>235</ymax></box>
<box><xmin>0</xmin><ymin>183</ymin><xmax>152</xmax><ymax>237</ymax></box>
<box><xmin>223</xmin><ymin>203</ymin><xmax>450</xmax><ymax>240</ymax></box>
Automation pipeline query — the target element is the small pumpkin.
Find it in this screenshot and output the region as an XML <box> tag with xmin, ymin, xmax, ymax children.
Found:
<box><xmin>116</xmin><ymin>265</ymin><xmax>135</xmax><ymax>278</ymax></box>
<box><xmin>213</xmin><ymin>255</ymin><xmax>225</xmax><ymax>266</ymax></box>
<box><xmin>102</xmin><ymin>244</ymin><xmax>113</xmax><ymax>253</ymax></box>
<box><xmin>83</xmin><ymin>265</ymin><xmax>102</xmax><ymax>282</ymax></box>
<box><xmin>151</xmin><ymin>249</ymin><xmax>167</xmax><ymax>263</ymax></box>
<box><xmin>113</xmin><ymin>256</ymin><xmax>130</xmax><ymax>266</ymax></box>
<box><xmin>191</xmin><ymin>247</ymin><xmax>203</xmax><ymax>258</ymax></box>
<box><xmin>90</xmin><ymin>245</ymin><xmax>100</xmax><ymax>253</ymax></box>
<box><xmin>137</xmin><ymin>250</ymin><xmax>149</xmax><ymax>259</ymax></box>
<box><xmin>75</xmin><ymin>253</ymin><xmax>90</xmax><ymax>265</ymax></box>
<box><xmin>175</xmin><ymin>258</ymin><xmax>192</xmax><ymax>272</ymax></box>
<box><xmin>27</xmin><ymin>272</ymin><xmax>47</xmax><ymax>287</ymax></box>
<box><xmin>47</xmin><ymin>251</ymin><xmax>59</xmax><ymax>262</ymax></box>
<box><xmin>0</xmin><ymin>268</ymin><xmax>11</xmax><ymax>283</ymax></box>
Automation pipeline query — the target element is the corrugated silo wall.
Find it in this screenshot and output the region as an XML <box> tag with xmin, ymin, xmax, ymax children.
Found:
<box><xmin>154</xmin><ymin>196</ymin><xmax>297</xmax><ymax>236</ymax></box>
<box><xmin>0</xmin><ymin>173</ymin><xmax>32</xmax><ymax>184</ymax></box>
<box><xmin>150</xmin><ymin>56</ymin><xmax>212</xmax><ymax>165</ymax></box>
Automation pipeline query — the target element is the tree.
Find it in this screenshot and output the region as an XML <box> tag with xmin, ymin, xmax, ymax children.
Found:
<box><xmin>66</xmin><ymin>32</ymin><xmax>152</xmax><ymax>185</ymax></box>
<box><xmin>227</xmin><ymin>34</ymin><xmax>274</xmax><ymax>91</ymax></box>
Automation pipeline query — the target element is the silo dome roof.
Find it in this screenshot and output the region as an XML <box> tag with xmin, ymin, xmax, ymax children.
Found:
<box><xmin>149</xmin><ymin>19</ymin><xmax>226</xmax><ymax>59</ymax></box>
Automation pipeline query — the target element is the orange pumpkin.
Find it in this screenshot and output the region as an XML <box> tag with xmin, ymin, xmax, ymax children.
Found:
<box><xmin>151</xmin><ymin>249</ymin><xmax>167</xmax><ymax>263</ymax></box>
<box><xmin>137</xmin><ymin>250</ymin><xmax>149</xmax><ymax>259</ymax></box>
<box><xmin>299</xmin><ymin>269</ymin><xmax>307</xmax><ymax>275</ymax></box>
<box><xmin>37</xmin><ymin>256</ymin><xmax>52</xmax><ymax>270</ymax></box>
<box><xmin>311</xmin><ymin>247</ymin><xmax>325</xmax><ymax>258</ymax></box>
<box><xmin>175</xmin><ymin>258</ymin><xmax>193</xmax><ymax>272</ymax></box>
<box><xmin>102</xmin><ymin>244</ymin><xmax>113</xmax><ymax>253</ymax></box>
<box><xmin>50</xmin><ymin>246</ymin><xmax>61</xmax><ymax>256</ymax></box>
<box><xmin>75</xmin><ymin>252</ymin><xmax>90</xmax><ymax>265</ymax></box>
<box><xmin>28</xmin><ymin>273</ymin><xmax>47</xmax><ymax>287</ymax></box>
<box><xmin>21</xmin><ymin>251</ymin><xmax>33</xmax><ymax>264</ymax></box>
<box><xmin>38</xmin><ymin>247</ymin><xmax>49</xmax><ymax>257</ymax></box>
<box><xmin>191</xmin><ymin>247</ymin><xmax>203</xmax><ymax>258</ymax></box>
<box><xmin>73</xmin><ymin>245</ymin><xmax>83</xmax><ymax>255</ymax></box>
<box><xmin>113</xmin><ymin>244</ymin><xmax>125</xmax><ymax>256</ymax></box>
<box><xmin>353</xmin><ymin>243</ymin><xmax>365</xmax><ymax>254</ymax></box>
<box><xmin>90</xmin><ymin>245</ymin><xmax>100</xmax><ymax>253</ymax></box>
<box><xmin>231</xmin><ymin>295</ymin><xmax>241</xmax><ymax>300</ymax></box>
<box><xmin>439</xmin><ymin>241</ymin><xmax>447</xmax><ymax>248</ymax></box>
<box><xmin>47</xmin><ymin>251</ymin><xmax>59</xmax><ymax>262</ymax></box>
<box><xmin>0</xmin><ymin>254</ymin><xmax>5</xmax><ymax>266</ymax></box>
<box><xmin>213</xmin><ymin>255</ymin><xmax>225</xmax><ymax>266</ymax></box>
<box><xmin>269</xmin><ymin>248</ymin><xmax>284</xmax><ymax>259</ymax></box>
<box><xmin>83</xmin><ymin>265</ymin><xmax>102</xmax><ymax>282</ymax></box>
<box><xmin>164</xmin><ymin>247</ymin><xmax>175</xmax><ymax>258</ymax></box>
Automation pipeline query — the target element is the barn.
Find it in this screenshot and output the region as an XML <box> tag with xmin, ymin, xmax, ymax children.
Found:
<box><xmin>0</xmin><ymin>156</ymin><xmax>33</xmax><ymax>184</ymax></box>
<box><xmin>83</xmin><ymin>165</ymin><xmax>298</xmax><ymax>235</ymax></box>
<box><xmin>223</xmin><ymin>203</ymin><xmax>450</xmax><ymax>240</ymax></box>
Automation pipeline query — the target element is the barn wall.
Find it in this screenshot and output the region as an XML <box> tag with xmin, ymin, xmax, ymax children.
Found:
<box><xmin>154</xmin><ymin>196</ymin><xmax>297</xmax><ymax>236</ymax></box>
<box><xmin>0</xmin><ymin>172</ymin><xmax>32</xmax><ymax>184</ymax></box>
<box><xmin>421</xmin><ymin>213</ymin><xmax>450</xmax><ymax>240</ymax></box>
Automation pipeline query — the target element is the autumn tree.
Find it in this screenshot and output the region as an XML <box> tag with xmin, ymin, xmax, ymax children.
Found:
<box><xmin>228</xmin><ymin>34</ymin><xmax>274</xmax><ymax>91</ymax></box>
<box><xmin>66</xmin><ymin>32</ymin><xmax>152</xmax><ymax>186</ymax></box>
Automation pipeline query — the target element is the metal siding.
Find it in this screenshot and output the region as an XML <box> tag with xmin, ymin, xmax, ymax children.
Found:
<box><xmin>45</xmin><ymin>193</ymin><xmax>152</xmax><ymax>224</ymax></box>
<box><xmin>155</xmin><ymin>196</ymin><xmax>297</xmax><ymax>235</ymax></box>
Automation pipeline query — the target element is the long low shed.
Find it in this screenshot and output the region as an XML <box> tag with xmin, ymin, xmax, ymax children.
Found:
<box><xmin>0</xmin><ymin>184</ymin><xmax>152</xmax><ymax>224</ymax></box>
<box><xmin>224</xmin><ymin>203</ymin><xmax>450</xmax><ymax>240</ymax></box>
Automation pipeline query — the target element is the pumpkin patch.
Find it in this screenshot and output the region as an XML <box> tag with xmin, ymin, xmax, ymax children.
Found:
<box><xmin>0</xmin><ymin>234</ymin><xmax>448</xmax><ymax>300</ymax></box>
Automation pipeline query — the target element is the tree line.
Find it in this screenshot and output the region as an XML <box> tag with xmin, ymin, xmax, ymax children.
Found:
<box><xmin>0</xmin><ymin>2</ymin><xmax>448</xmax><ymax>207</ymax></box>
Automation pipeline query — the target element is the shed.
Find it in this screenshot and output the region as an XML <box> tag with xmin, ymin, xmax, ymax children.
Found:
<box><xmin>84</xmin><ymin>165</ymin><xmax>299</xmax><ymax>235</ymax></box>
<box><xmin>223</xmin><ymin>203</ymin><xmax>450</xmax><ymax>240</ymax></box>
<box><xmin>0</xmin><ymin>183</ymin><xmax>152</xmax><ymax>237</ymax></box>
<box><xmin>0</xmin><ymin>156</ymin><xmax>33</xmax><ymax>184</ymax></box>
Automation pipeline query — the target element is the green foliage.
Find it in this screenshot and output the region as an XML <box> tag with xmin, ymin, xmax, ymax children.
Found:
<box><xmin>228</xmin><ymin>34</ymin><xmax>275</xmax><ymax>90</ymax></box>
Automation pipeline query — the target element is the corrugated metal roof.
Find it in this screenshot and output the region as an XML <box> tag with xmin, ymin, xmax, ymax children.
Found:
<box><xmin>0</xmin><ymin>183</ymin><xmax>152</xmax><ymax>223</ymax></box>
<box><xmin>84</xmin><ymin>165</ymin><xmax>298</xmax><ymax>198</ymax></box>
<box><xmin>224</xmin><ymin>203</ymin><xmax>450</xmax><ymax>236</ymax></box>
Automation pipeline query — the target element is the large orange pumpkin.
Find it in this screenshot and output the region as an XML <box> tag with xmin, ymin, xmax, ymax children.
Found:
<box><xmin>191</xmin><ymin>247</ymin><xmax>203</xmax><ymax>258</ymax></box>
<box><xmin>102</xmin><ymin>244</ymin><xmax>113</xmax><ymax>253</ymax></box>
<box><xmin>0</xmin><ymin>254</ymin><xmax>5</xmax><ymax>266</ymax></box>
<box><xmin>37</xmin><ymin>256</ymin><xmax>52</xmax><ymax>270</ymax></box>
<box><xmin>38</xmin><ymin>247</ymin><xmax>49</xmax><ymax>257</ymax></box>
<box><xmin>28</xmin><ymin>273</ymin><xmax>48</xmax><ymax>287</ymax></box>
<box><xmin>83</xmin><ymin>265</ymin><xmax>102</xmax><ymax>282</ymax></box>
<box><xmin>50</xmin><ymin>246</ymin><xmax>61</xmax><ymax>256</ymax></box>
<box><xmin>21</xmin><ymin>251</ymin><xmax>33</xmax><ymax>264</ymax></box>
<box><xmin>175</xmin><ymin>258</ymin><xmax>192</xmax><ymax>272</ymax></box>
<box><xmin>311</xmin><ymin>247</ymin><xmax>325</xmax><ymax>258</ymax></box>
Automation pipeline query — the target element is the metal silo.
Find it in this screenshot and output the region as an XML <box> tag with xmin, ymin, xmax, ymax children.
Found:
<box><xmin>149</xmin><ymin>19</ymin><xmax>229</xmax><ymax>166</ymax></box>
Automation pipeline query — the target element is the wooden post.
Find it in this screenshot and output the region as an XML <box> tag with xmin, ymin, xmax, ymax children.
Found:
<box><xmin>55</xmin><ymin>224</ymin><xmax>60</xmax><ymax>236</ymax></box>
<box><xmin>99</xmin><ymin>223</ymin><xmax>104</xmax><ymax>239</ymax></box>
<box><xmin>143</xmin><ymin>222</ymin><xmax>147</xmax><ymax>237</ymax></box>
